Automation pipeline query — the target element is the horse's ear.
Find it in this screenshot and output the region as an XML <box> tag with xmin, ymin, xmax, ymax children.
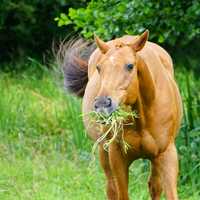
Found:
<box><xmin>130</xmin><ymin>30</ymin><xmax>149</xmax><ymax>52</ymax></box>
<box><xmin>94</xmin><ymin>34</ymin><xmax>109</xmax><ymax>54</ymax></box>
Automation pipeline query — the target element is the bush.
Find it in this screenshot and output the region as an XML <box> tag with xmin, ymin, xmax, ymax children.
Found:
<box><xmin>56</xmin><ymin>0</ymin><xmax>200</xmax><ymax>46</ymax></box>
<box><xmin>0</xmin><ymin>0</ymin><xmax>89</xmax><ymax>62</ymax></box>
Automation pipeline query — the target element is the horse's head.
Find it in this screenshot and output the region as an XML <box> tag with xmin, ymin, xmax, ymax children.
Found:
<box><xmin>94</xmin><ymin>30</ymin><xmax>149</xmax><ymax>115</ymax></box>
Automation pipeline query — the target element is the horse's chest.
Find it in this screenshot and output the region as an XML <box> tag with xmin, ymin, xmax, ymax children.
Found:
<box><xmin>123</xmin><ymin>129</ymin><xmax>159</xmax><ymax>159</ymax></box>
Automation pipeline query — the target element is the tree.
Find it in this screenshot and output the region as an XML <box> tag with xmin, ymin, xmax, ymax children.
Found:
<box><xmin>56</xmin><ymin>0</ymin><xmax>200</xmax><ymax>47</ymax></box>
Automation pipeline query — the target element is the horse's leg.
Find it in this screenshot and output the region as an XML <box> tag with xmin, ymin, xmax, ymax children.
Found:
<box><xmin>99</xmin><ymin>144</ymin><xmax>117</xmax><ymax>200</ymax></box>
<box><xmin>108</xmin><ymin>142</ymin><xmax>129</xmax><ymax>200</ymax></box>
<box><xmin>148</xmin><ymin>160</ymin><xmax>163</xmax><ymax>200</ymax></box>
<box><xmin>150</xmin><ymin>143</ymin><xmax>179</xmax><ymax>200</ymax></box>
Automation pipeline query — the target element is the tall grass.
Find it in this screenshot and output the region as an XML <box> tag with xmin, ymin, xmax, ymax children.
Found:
<box><xmin>0</xmin><ymin>60</ymin><xmax>90</xmax><ymax>154</ymax></box>
<box><xmin>0</xmin><ymin>59</ymin><xmax>199</xmax><ymax>199</ymax></box>
<box><xmin>175</xmin><ymin>69</ymin><xmax>200</xmax><ymax>194</ymax></box>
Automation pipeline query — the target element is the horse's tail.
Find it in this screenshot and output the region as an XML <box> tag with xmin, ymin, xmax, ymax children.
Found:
<box><xmin>58</xmin><ymin>38</ymin><xmax>95</xmax><ymax>97</ymax></box>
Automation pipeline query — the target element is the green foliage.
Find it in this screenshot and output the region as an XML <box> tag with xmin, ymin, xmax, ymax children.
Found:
<box><xmin>176</xmin><ymin>70</ymin><xmax>200</xmax><ymax>189</ymax></box>
<box><xmin>0</xmin><ymin>0</ymin><xmax>89</xmax><ymax>62</ymax></box>
<box><xmin>56</xmin><ymin>0</ymin><xmax>200</xmax><ymax>46</ymax></box>
<box><xmin>55</xmin><ymin>13</ymin><xmax>72</xmax><ymax>27</ymax></box>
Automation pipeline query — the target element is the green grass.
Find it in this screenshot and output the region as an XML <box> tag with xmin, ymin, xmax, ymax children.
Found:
<box><xmin>0</xmin><ymin>141</ymin><xmax>199</xmax><ymax>200</ymax></box>
<box><xmin>90</xmin><ymin>105</ymin><xmax>138</xmax><ymax>153</ymax></box>
<box><xmin>0</xmin><ymin>62</ymin><xmax>89</xmax><ymax>151</ymax></box>
<box><xmin>0</xmin><ymin>60</ymin><xmax>199</xmax><ymax>199</ymax></box>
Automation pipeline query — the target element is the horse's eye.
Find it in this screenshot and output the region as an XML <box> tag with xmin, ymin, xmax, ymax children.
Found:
<box><xmin>96</xmin><ymin>65</ymin><xmax>101</xmax><ymax>73</ymax></box>
<box><xmin>126</xmin><ymin>63</ymin><xmax>134</xmax><ymax>71</ymax></box>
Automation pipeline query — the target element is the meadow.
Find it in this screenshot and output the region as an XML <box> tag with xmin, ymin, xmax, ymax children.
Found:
<box><xmin>0</xmin><ymin>59</ymin><xmax>199</xmax><ymax>200</ymax></box>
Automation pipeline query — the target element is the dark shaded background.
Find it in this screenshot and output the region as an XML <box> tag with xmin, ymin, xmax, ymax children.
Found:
<box><xmin>0</xmin><ymin>0</ymin><xmax>199</xmax><ymax>72</ymax></box>
<box><xmin>0</xmin><ymin>0</ymin><xmax>89</xmax><ymax>64</ymax></box>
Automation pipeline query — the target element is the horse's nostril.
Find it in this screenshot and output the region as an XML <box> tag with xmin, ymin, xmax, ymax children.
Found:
<box><xmin>94</xmin><ymin>96</ymin><xmax>113</xmax><ymax>111</ymax></box>
<box><xmin>106</xmin><ymin>97</ymin><xmax>112</xmax><ymax>107</ymax></box>
<box><xmin>94</xmin><ymin>103</ymin><xmax>98</xmax><ymax>109</ymax></box>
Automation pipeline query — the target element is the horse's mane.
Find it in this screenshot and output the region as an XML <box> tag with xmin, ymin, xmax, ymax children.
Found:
<box><xmin>57</xmin><ymin>38</ymin><xmax>95</xmax><ymax>97</ymax></box>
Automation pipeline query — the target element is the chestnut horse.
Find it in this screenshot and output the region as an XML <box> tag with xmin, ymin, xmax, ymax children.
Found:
<box><xmin>62</xmin><ymin>30</ymin><xmax>182</xmax><ymax>200</ymax></box>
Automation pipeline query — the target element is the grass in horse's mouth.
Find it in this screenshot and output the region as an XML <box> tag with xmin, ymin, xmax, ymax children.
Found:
<box><xmin>89</xmin><ymin>105</ymin><xmax>138</xmax><ymax>154</ymax></box>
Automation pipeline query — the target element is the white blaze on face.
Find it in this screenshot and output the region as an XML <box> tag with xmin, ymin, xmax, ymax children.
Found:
<box><xmin>109</xmin><ymin>55</ymin><xmax>115</xmax><ymax>65</ymax></box>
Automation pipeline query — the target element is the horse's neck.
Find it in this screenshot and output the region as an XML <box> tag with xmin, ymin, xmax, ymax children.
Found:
<box><xmin>133</xmin><ymin>82</ymin><xmax>156</xmax><ymax>132</ymax></box>
<box><xmin>136</xmin><ymin>54</ymin><xmax>156</xmax><ymax>108</ymax></box>
<box><xmin>132</xmin><ymin>93</ymin><xmax>146</xmax><ymax>131</ymax></box>
<box><xmin>134</xmin><ymin>53</ymin><xmax>162</xmax><ymax>131</ymax></box>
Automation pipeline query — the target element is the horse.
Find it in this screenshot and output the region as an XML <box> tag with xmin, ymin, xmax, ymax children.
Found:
<box><xmin>61</xmin><ymin>30</ymin><xmax>183</xmax><ymax>200</ymax></box>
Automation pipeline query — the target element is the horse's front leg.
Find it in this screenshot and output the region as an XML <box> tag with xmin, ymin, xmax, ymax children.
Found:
<box><xmin>108</xmin><ymin>141</ymin><xmax>129</xmax><ymax>200</ymax></box>
<box><xmin>99</xmin><ymin>144</ymin><xmax>117</xmax><ymax>200</ymax></box>
<box><xmin>160</xmin><ymin>143</ymin><xmax>179</xmax><ymax>200</ymax></box>
<box><xmin>149</xmin><ymin>143</ymin><xmax>179</xmax><ymax>200</ymax></box>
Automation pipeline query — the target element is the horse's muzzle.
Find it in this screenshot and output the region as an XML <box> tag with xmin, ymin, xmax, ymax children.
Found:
<box><xmin>94</xmin><ymin>96</ymin><xmax>117</xmax><ymax>115</ymax></box>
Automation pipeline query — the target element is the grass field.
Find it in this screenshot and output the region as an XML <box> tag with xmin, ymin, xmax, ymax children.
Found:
<box><xmin>0</xmin><ymin>60</ymin><xmax>199</xmax><ymax>199</ymax></box>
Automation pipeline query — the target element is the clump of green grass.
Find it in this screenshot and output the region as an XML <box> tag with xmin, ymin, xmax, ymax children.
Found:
<box><xmin>89</xmin><ymin>105</ymin><xmax>138</xmax><ymax>154</ymax></box>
